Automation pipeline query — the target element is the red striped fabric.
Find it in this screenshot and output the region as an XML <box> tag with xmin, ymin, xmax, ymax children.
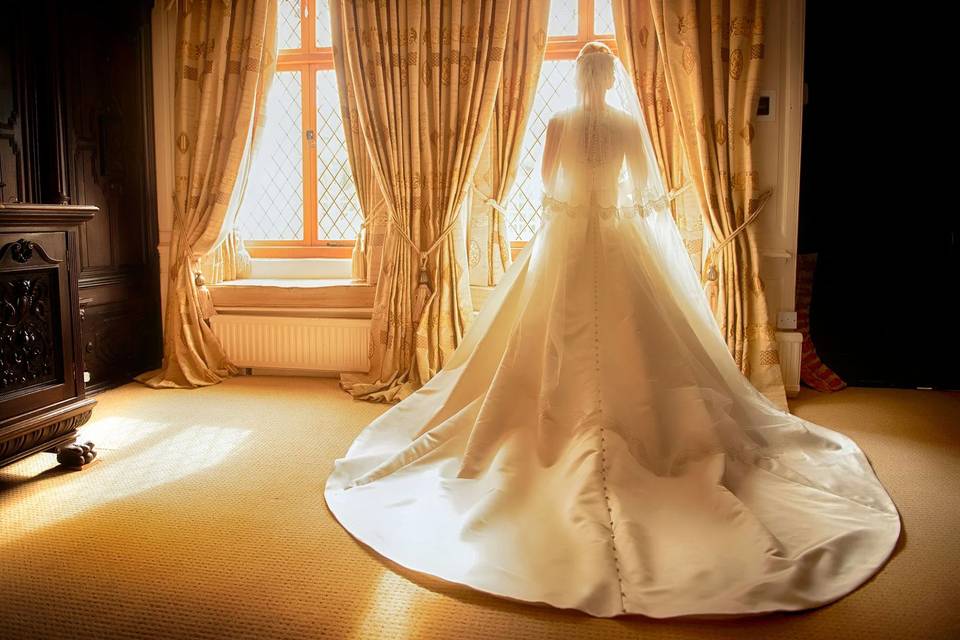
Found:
<box><xmin>796</xmin><ymin>254</ymin><xmax>846</xmax><ymax>393</ymax></box>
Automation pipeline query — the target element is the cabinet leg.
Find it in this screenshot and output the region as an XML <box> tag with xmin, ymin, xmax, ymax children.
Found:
<box><xmin>56</xmin><ymin>441</ymin><xmax>97</xmax><ymax>469</ymax></box>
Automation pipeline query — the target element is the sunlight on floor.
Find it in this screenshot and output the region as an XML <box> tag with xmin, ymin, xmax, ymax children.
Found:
<box><xmin>0</xmin><ymin>421</ymin><xmax>250</xmax><ymax>545</ymax></box>
<box><xmin>78</xmin><ymin>415</ymin><xmax>166</xmax><ymax>451</ymax></box>
<box><xmin>352</xmin><ymin>571</ymin><xmax>417</xmax><ymax>640</ymax></box>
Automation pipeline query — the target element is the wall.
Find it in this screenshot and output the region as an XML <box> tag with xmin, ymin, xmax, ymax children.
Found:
<box><xmin>152</xmin><ymin>5</ymin><xmax>177</xmax><ymax>317</ymax></box>
<box><xmin>754</xmin><ymin>0</ymin><xmax>805</xmax><ymax>325</ymax></box>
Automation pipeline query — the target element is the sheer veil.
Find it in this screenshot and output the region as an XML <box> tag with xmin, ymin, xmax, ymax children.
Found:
<box><xmin>537</xmin><ymin>45</ymin><xmax>793</xmax><ymax>425</ymax></box>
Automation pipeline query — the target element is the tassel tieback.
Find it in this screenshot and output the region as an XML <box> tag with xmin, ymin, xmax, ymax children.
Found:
<box><xmin>701</xmin><ymin>189</ymin><xmax>773</xmax><ymax>284</ymax></box>
<box><xmin>385</xmin><ymin>202</ymin><xmax>465</xmax><ymax>324</ymax></box>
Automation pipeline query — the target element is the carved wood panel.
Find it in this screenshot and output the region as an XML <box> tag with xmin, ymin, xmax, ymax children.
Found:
<box><xmin>0</xmin><ymin>232</ymin><xmax>68</xmax><ymax>403</ymax></box>
<box><xmin>0</xmin><ymin>269</ymin><xmax>61</xmax><ymax>393</ymax></box>
<box><xmin>0</xmin><ymin>27</ymin><xmax>23</xmax><ymax>204</ymax></box>
<box><xmin>59</xmin><ymin>1</ymin><xmax>161</xmax><ymax>390</ymax></box>
<box><xmin>62</xmin><ymin>5</ymin><xmax>148</xmax><ymax>270</ymax></box>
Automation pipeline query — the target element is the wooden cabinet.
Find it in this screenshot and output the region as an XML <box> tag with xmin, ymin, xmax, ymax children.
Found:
<box><xmin>0</xmin><ymin>0</ymin><xmax>162</xmax><ymax>394</ymax></box>
<box><xmin>0</xmin><ymin>204</ymin><xmax>97</xmax><ymax>468</ymax></box>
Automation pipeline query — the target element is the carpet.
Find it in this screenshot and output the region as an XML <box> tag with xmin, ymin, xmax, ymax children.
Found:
<box><xmin>0</xmin><ymin>376</ymin><xmax>957</xmax><ymax>639</ymax></box>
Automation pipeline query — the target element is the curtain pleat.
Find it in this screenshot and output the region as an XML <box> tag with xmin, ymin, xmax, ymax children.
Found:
<box><xmin>468</xmin><ymin>0</ymin><xmax>549</xmax><ymax>287</ymax></box>
<box><xmin>649</xmin><ymin>0</ymin><xmax>787</xmax><ymax>409</ymax></box>
<box><xmin>614</xmin><ymin>0</ymin><xmax>704</xmax><ymax>274</ymax></box>
<box><xmin>334</xmin><ymin>0</ymin><xmax>511</xmax><ymax>402</ymax></box>
<box><xmin>137</xmin><ymin>0</ymin><xmax>277</xmax><ymax>388</ymax></box>
<box><xmin>331</xmin><ymin>1</ymin><xmax>387</xmax><ymax>284</ymax></box>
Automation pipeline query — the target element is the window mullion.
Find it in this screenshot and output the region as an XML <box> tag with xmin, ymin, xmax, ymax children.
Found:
<box><xmin>304</xmin><ymin>63</ymin><xmax>319</xmax><ymax>246</ymax></box>
<box><xmin>579</xmin><ymin>0</ymin><xmax>593</xmax><ymax>42</ymax></box>
<box><xmin>303</xmin><ymin>0</ymin><xmax>317</xmax><ymax>54</ymax></box>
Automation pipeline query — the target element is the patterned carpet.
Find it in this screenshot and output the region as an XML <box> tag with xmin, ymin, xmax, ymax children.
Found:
<box><xmin>0</xmin><ymin>376</ymin><xmax>957</xmax><ymax>639</ymax></box>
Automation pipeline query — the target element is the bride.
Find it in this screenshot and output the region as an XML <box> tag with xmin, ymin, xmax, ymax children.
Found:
<box><xmin>325</xmin><ymin>42</ymin><xmax>901</xmax><ymax>618</ymax></box>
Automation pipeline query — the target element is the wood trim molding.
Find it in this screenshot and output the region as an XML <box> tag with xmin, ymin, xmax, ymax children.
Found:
<box><xmin>247</xmin><ymin>245</ymin><xmax>353</xmax><ymax>259</ymax></box>
<box><xmin>775</xmin><ymin>0</ymin><xmax>805</xmax><ymax>316</ymax></box>
<box><xmin>0</xmin><ymin>203</ymin><xmax>97</xmax><ymax>224</ymax></box>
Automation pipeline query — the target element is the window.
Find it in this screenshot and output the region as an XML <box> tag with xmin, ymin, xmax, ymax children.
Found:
<box><xmin>241</xmin><ymin>0</ymin><xmax>620</xmax><ymax>256</ymax></box>
<box><xmin>240</xmin><ymin>0</ymin><xmax>359</xmax><ymax>258</ymax></box>
<box><xmin>507</xmin><ymin>0</ymin><xmax>618</xmax><ymax>242</ymax></box>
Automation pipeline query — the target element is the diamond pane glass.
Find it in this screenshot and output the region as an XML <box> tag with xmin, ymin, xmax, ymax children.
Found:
<box><xmin>548</xmin><ymin>0</ymin><xmax>579</xmax><ymax>36</ymax></box>
<box><xmin>277</xmin><ymin>0</ymin><xmax>302</xmax><ymax>50</ymax></box>
<box><xmin>507</xmin><ymin>58</ymin><xmax>628</xmax><ymax>241</ymax></box>
<box><xmin>315</xmin><ymin>0</ymin><xmax>333</xmax><ymax>48</ymax></box>
<box><xmin>508</xmin><ymin>61</ymin><xmax>576</xmax><ymax>240</ymax></box>
<box><xmin>238</xmin><ymin>71</ymin><xmax>304</xmax><ymax>241</ymax></box>
<box><xmin>594</xmin><ymin>0</ymin><xmax>615</xmax><ymax>35</ymax></box>
<box><xmin>316</xmin><ymin>70</ymin><xmax>361</xmax><ymax>241</ymax></box>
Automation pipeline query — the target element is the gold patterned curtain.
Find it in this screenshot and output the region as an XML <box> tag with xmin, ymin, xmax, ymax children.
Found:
<box><xmin>468</xmin><ymin>0</ymin><xmax>549</xmax><ymax>287</ymax></box>
<box><xmin>201</xmin><ymin>229</ymin><xmax>253</xmax><ymax>283</ymax></box>
<box><xmin>649</xmin><ymin>0</ymin><xmax>787</xmax><ymax>409</ymax></box>
<box><xmin>613</xmin><ymin>0</ymin><xmax>703</xmax><ymax>273</ymax></box>
<box><xmin>331</xmin><ymin>1</ymin><xmax>387</xmax><ymax>284</ymax></box>
<box><xmin>138</xmin><ymin>0</ymin><xmax>277</xmax><ymax>388</ymax></box>
<box><xmin>335</xmin><ymin>0</ymin><xmax>510</xmax><ymax>402</ymax></box>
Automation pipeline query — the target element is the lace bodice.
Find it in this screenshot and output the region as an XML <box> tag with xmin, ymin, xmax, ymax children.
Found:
<box><xmin>541</xmin><ymin>106</ymin><xmax>650</xmax><ymax>212</ymax></box>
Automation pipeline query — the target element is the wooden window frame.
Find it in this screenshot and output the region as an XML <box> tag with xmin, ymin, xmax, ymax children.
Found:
<box><xmin>248</xmin><ymin>0</ymin><xmax>617</xmax><ymax>260</ymax></box>
<box><xmin>510</xmin><ymin>0</ymin><xmax>617</xmax><ymax>258</ymax></box>
<box><xmin>247</xmin><ymin>1</ymin><xmax>352</xmax><ymax>259</ymax></box>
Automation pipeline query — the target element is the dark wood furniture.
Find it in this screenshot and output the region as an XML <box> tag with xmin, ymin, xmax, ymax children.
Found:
<box><xmin>0</xmin><ymin>0</ymin><xmax>161</xmax><ymax>393</ymax></box>
<box><xmin>0</xmin><ymin>203</ymin><xmax>97</xmax><ymax>468</ymax></box>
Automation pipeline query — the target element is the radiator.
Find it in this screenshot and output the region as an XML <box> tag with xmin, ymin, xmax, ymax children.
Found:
<box><xmin>210</xmin><ymin>313</ymin><xmax>803</xmax><ymax>393</ymax></box>
<box><xmin>210</xmin><ymin>314</ymin><xmax>370</xmax><ymax>373</ymax></box>
<box><xmin>775</xmin><ymin>331</ymin><xmax>803</xmax><ymax>398</ymax></box>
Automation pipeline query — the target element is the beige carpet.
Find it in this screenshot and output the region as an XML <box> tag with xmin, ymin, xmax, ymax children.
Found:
<box><xmin>0</xmin><ymin>376</ymin><xmax>957</xmax><ymax>639</ymax></box>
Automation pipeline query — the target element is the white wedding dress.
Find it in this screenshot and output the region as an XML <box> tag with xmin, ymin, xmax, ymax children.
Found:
<box><xmin>325</xmin><ymin>51</ymin><xmax>900</xmax><ymax>618</ymax></box>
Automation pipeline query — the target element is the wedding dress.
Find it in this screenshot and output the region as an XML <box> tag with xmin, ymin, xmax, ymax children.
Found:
<box><xmin>325</xmin><ymin>45</ymin><xmax>901</xmax><ymax>618</ymax></box>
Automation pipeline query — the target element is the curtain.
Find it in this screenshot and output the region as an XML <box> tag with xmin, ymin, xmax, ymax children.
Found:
<box><xmin>200</xmin><ymin>229</ymin><xmax>253</xmax><ymax>284</ymax></box>
<box><xmin>649</xmin><ymin>0</ymin><xmax>787</xmax><ymax>409</ymax></box>
<box><xmin>468</xmin><ymin>0</ymin><xmax>549</xmax><ymax>287</ymax></box>
<box><xmin>334</xmin><ymin>0</ymin><xmax>511</xmax><ymax>402</ymax></box>
<box><xmin>331</xmin><ymin>1</ymin><xmax>387</xmax><ymax>284</ymax></box>
<box><xmin>613</xmin><ymin>0</ymin><xmax>704</xmax><ymax>274</ymax></box>
<box><xmin>137</xmin><ymin>0</ymin><xmax>277</xmax><ymax>388</ymax></box>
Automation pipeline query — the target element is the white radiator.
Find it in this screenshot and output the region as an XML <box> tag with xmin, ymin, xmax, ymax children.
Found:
<box><xmin>210</xmin><ymin>313</ymin><xmax>802</xmax><ymax>392</ymax></box>
<box><xmin>775</xmin><ymin>331</ymin><xmax>803</xmax><ymax>398</ymax></box>
<box><xmin>210</xmin><ymin>314</ymin><xmax>370</xmax><ymax>373</ymax></box>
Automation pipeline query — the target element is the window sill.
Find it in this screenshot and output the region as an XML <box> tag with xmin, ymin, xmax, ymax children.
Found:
<box><xmin>211</xmin><ymin>277</ymin><xmax>496</xmax><ymax>320</ymax></box>
<box><xmin>210</xmin><ymin>277</ymin><xmax>374</xmax><ymax>318</ymax></box>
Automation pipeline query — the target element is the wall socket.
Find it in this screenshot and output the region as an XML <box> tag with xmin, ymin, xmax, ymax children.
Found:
<box><xmin>777</xmin><ymin>311</ymin><xmax>798</xmax><ymax>330</ymax></box>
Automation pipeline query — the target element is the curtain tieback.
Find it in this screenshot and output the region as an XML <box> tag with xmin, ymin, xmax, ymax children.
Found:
<box><xmin>169</xmin><ymin>192</ymin><xmax>216</xmax><ymax>319</ymax></box>
<box><xmin>666</xmin><ymin>182</ymin><xmax>693</xmax><ymax>202</ymax></box>
<box><xmin>385</xmin><ymin>203</ymin><xmax>465</xmax><ymax>323</ymax></box>
<box><xmin>702</xmin><ymin>189</ymin><xmax>773</xmax><ymax>283</ymax></box>
<box><xmin>472</xmin><ymin>185</ymin><xmax>509</xmax><ymax>215</ymax></box>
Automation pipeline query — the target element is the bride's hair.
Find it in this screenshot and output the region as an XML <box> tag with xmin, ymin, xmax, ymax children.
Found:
<box><xmin>575</xmin><ymin>41</ymin><xmax>615</xmax><ymax>101</ymax></box>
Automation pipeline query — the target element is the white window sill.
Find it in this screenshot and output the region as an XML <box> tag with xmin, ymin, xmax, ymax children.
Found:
<box><xmin>248</xmin><ymin>257</ymin><xmax>352</xmax><ymax>280</ymax></box>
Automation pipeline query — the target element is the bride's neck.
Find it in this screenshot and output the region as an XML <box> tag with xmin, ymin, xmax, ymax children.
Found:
<box><xmin>580</xmin><ymin>92</ymin><xmax>606</xmax><ymax>110</ymax></box>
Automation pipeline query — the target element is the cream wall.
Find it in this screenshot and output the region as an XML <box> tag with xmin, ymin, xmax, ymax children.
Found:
<box><xmin>152</xmin><ymin>5</ymin><xmax>177</xmax><ymax>317</ymax></box>
<box><xmin>754</xmin><ymin>0</ymin><xmax>806</xmax><ymax>325</ymax></box>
